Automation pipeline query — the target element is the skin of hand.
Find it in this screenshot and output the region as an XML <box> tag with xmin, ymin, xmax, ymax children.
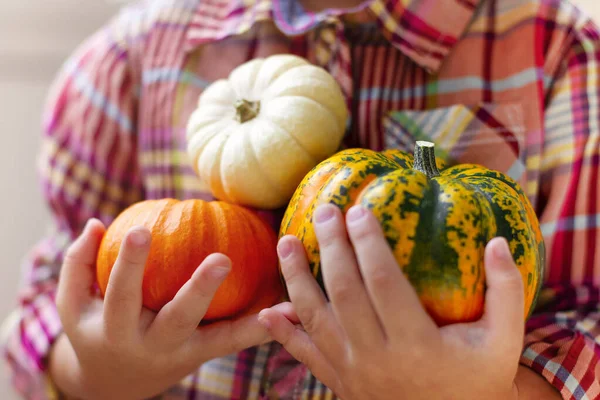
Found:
<box><xmin>49</xmin><ymin>218</ymin><xmax>294</xmax><ymax>400</ymax></box>
<box><xmin>258</xmin><ymin>204</ymin><xmax>562</xmax><ymax>400</ymax></box>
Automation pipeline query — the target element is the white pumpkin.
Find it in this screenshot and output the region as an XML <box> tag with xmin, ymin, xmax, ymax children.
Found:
<box><xmin>186</xmin><ymin>54</ymin><xmax>348</xmax><ymax>209</ymax></box>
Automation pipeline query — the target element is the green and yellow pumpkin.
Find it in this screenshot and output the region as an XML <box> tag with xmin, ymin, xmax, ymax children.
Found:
<box><xmin>280</xmin><ymin>141</ymin><xmax>545</xmax><ymax>326</ymax></box>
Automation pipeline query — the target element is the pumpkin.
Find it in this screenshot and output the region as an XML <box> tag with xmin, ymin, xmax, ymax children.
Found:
<box><xmin>186</xmin><ymin>54</ymin><xmax>348</xmax><ymax>210</ymax></box>
<box><xmin>280</xmin><ymin>141</ymin><xmax>545</xmax><ymax>326</ymax></box>
<box><xmin>96</xmin><ymin>199</ymin><xmax>284</xmax><ymax>321</ymax></box>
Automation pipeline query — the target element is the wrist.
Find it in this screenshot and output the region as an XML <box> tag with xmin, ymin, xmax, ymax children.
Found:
<box><xmin>514</xmin><ymin>365</ymin><xmax>562</xmax><ymax>400</ymax></box>
<box><xmin>48</xmin><ymin>334</ymin><xmax>86</xmax><ymax>399</ymax></box>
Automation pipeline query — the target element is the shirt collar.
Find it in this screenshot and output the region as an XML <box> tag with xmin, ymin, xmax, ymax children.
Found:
<box><xmin>184</xmin><ymin>0</ymin><xmax>480</xmax><ymax>72</ymax></box>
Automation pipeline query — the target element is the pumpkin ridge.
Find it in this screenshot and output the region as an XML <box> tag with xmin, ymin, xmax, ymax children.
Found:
<box><xmin>264</xmin><ymin>94</ymin><xmax>346</xmax><ymax>135</ymax></box>
<box><xmin>198</xmin><ymin>126</ymin><xmax>231</xmax><ymax>200</ymax></box>
<box><xmin>236</xmin><ymin>120</ymin><xmax>288</xmax><ymax>199</ymax></box>
<box><xmin>259</xmin><ymin>115</ymin><xmax>318</xmax><ymax>165</ymax></box>
<box><xmin>236</xmin><ymin>207</ymin><xmax>278</xmax><ymax>314</ymax></box>
<box><xmin>264</xmin><ymin>74</ymin><xmax>347</xmax><ymax>128</ymax></box>
<box><xmin>218</xmin><ymin>203</ymin><xmax>254</xmax><ymax>317</ymax></box>
<box><xmin>143</xmin><ymin>199</ymin><xmax>175</xmax><ymax>310</ymax></box>
<box><xmin>441</xmin><ymin>175</ymin><xmax>496</xmax><ymax>319</ymax></box>
<box><xmin>469</xmin><ymin>169</ymin><xmax>546</xmax><ymax>300</ymax></box>
<box><xmin>357</xmin><ymin>168</ymin><xmax>427</xmax><ymax>270</ymax></box>
<box><xmin>380</xmin><ymin>149</ymin><xmax>415</xmax><ymax>169</ymax></box>
<box><xmin>404</xmin><ymin>180</ymin><xmax>462</xmax><ymax>294</ymax></box>
<box><xmin>455</xmin><ymin>173</ymin><xmax>541</xmax><ymax>318</ymax></box>
<box><xmin>254</xmin><ymin>55</ymin><xmax>308</xmax><ymax>92</ymax></box>
<box><xmin>186</xmin><ymin>119</ymin><xmax>231</xmax><ymax>175</ymax></box>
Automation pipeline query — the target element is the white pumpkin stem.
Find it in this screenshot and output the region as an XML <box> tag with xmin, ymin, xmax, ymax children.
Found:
<box><xmin>413</xmin><ymin>141</ymin><xmax>440</xmax><ymax>178</ymax></box>
<box><xmin>235</xmin><ymin>99</ymin><xmax>260</xmax><ymax>123</ymax></box>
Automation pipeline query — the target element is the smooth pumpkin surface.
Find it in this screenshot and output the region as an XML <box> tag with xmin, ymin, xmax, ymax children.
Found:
<box><xmin>186</xmin><ymin>54</ymin><xmax>348</xmax><ymax>209</ymax></box>
<box><xmin>280</xmin><ymin>141</ymin><xmax>545</xmax><ymax>326</ymax></box>
<box><xmin>97</xmin><ymin>199</ymin><xmax>284</xmax><ymax>321</ymax></box>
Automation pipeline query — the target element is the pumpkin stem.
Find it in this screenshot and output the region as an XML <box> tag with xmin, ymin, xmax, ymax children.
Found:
<box><xmin>235</xmin><ymin>99</ymin><xmax>260</xmax><ymax>123</ymax></box>
<box><xmin>413</xmin><ymin>141</ymin><xmax>441</xmax><ymax>178</ymax></box>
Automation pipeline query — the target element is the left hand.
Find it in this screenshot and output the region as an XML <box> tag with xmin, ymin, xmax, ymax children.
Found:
<box><xmin>259</xmin><ymin>203</ymin><xmax>530</xmax><ymax>400</ymax></box>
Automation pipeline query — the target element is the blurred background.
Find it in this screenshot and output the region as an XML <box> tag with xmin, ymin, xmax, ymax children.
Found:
<box><xmin>0</xmin><ymin>0</ymin><xmax>598</xmax><ymax>398</ymax></box>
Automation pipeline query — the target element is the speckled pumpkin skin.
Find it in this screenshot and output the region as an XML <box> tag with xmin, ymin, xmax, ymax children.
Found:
<box><xmin>280</xmin><ymin>148</ymin><xmax>545</xmax><ymax>326</ymax></box>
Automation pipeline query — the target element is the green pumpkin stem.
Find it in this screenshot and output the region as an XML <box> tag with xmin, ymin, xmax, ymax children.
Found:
<box><xmin>235</xmin><ymin>99</ymin><xmax>260</xmax><ymax>123</ymax></box>
<box><xmin>413</xmin><ymin>141</ymin><xmax>441</xmax><ymax>178</ymax></box>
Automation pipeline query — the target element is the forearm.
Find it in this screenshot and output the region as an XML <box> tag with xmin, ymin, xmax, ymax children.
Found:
<box><xmin>48</xmin><ymin>334</ymin><xmax>85</xmax><ymax>399</ymax></box>
<box><xmin>515</xmin><ymin>365</ymin><xmax>561</xmax><ymax>400</ymax></box>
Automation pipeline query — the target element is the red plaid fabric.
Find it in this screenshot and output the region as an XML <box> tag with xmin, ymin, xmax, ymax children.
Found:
<box><xmin>2</xmin><ymin>0</ymin><xmax>600</xmax><ymax>398</ymax></box>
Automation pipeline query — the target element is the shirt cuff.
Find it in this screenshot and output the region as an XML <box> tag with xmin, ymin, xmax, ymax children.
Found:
<box><xmin>2</xmin><ymin>290</ymin><xmax>64</xmax><ymax>400</ymax></box>
<box><xmin>520</xmin><ymin>312</ymin><xmax>600</xmax><ymax>399</ymax></box>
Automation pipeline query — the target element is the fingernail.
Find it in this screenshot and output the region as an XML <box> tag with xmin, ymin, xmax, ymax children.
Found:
<box><xmin>314</xmin><ymin>205</ymin><xmax>335</xmax><ymax>224</ymax></box>
<box><xmin>129</xmin><ymin>227</ymin><xmax>150</xmax><ymax>247</ymax></box>
<box><xmin>492</xmin><ymin>237</ymin><xmax>513</xmax><ymax>262</ymax></box>
<box><xmin>258</xmin><ymin>311</ymin><xmax>272</xmax><ymax>330</ymax></box>
<box><xmin>210</xmin><ymin>266</ymin><xmax>230</xmax><ymax>281</ymax></box>
<box><xmin>346</xmin><ymin>205</ymin><xmax>366</xmax><ymax>223</ymax></box>
<box><xmin>277</xmin><ymin>239</ymin><xmax>294</xmax><ymax>260</ymax></box>
<box><xmin>82</xmin><ymin>219</ymin><xmax>93</xmax><ymax>234</ymax></box>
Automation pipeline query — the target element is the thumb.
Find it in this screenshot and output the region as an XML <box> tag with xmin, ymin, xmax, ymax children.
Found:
<box><xmin>257</xmin><ymin>308</ymin><xmax>340</xmax><ymax>392</ymax></box>
<box><xmin>482</xmin><ymin>237</ymin><xmax>525</xmax><ymax>344</ymax></box>
<box><xmin>56</xmin><ymin>219</ymin><xmax>106</xmax><ymax>325</ymax></box>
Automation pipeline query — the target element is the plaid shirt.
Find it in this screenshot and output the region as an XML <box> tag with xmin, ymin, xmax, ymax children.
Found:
<box><xmin>3</xmin><ymin>0</ymin><xmax>600</xmax><ymax>398</ymax></box>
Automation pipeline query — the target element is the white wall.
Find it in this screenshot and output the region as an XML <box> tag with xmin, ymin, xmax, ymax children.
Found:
<box><xmin>0</xmin><ymin>0</ymin><xmax>598</xmax><ymax>399</ymax></box>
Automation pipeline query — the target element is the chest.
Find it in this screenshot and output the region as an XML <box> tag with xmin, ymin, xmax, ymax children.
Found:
<box><xmin>134</xmin><ymin>21</ymin><xmax>546</xmax><ymax>208</ymax></box>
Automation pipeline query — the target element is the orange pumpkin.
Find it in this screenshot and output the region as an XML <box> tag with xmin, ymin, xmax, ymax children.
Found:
<box><xmin>96</xmin><ymin>198</ymin><xmax>283</xmax><ymax>321</ymax></box>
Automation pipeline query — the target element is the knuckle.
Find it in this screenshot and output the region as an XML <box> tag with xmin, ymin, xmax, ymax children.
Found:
<box><xmin>165</xmin><ymin>307</ymin><xmax>193</xmax><ymax>332</ymax></box>
<box><xmin>221</xmin><ymin>320</ymin><xmax>244</xmax><ymax>355</ymax></box>
<box><xmin>281</xmin><ymin>261</ymin><xmax>306</xmax><ymax>285</ymax></box>
<box><xmin>189</xmin><ymin>272</ymin><xmax>218</xmax><ymax>301</ymax></box>
<box><xmin>293</xmin><ymin>337</ymin><xmax>316</xmax><ymax>366</ymax></box>
<box><xmin>118</xmin><ymin>248</ymin><xmax>145</xmax><ymax>267</ymax></box>
<box><xmin>502</xmin><ymin>269</ymin><xmax>524</xmax><ymax>292</ymax></box>
<box><xmin>63</xmin><ymin>245</ymin><xmax>82</xmax><ymax>266</ymax></box>
<box><xmin>315</xmin><ymin>227</ymin><xmax>342</xmax><ymax>249</ymax></box>
<box><xmin>296</xmin><ymin>307</ymin><xmax>323</xmax><ymax>334</ymax></box>
<box><xmin>368</xmin><ymin>264</ymin><xmax>394</xmax><ymax>289</ymax></box>
<box><xmin>348</xmin><ymin>218</ymin><xmax>380</xmax><ymax>243</ymax></box>
<box><xmin>278</xmin><ymin>326</ymin><xmax>296</xmax><ymax>348</ymax></box>
<box><xmin>105</xmin><ymin>283</ymin><xmax>137</xmax><ymax>305</ymax></box>
<box><xmin>328</xmin><ymin>280</ymin><xmax>355</xmax><ymax>303</ymax></box>
<box><xmin>102</xmin><ymin>322</ymin><xmax>126</xmax><ymax>349</ymax></box>
<box><xmin>229</xmin><ymin>324</ymin><xmax>247</xmax><ymax>353</ymax></box>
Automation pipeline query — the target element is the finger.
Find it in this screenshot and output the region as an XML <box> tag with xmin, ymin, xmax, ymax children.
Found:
<box><xmin>480</xmin><ymin>237</ymin><xmax>525</xmax><ymax>348</ymax></box>
<box><xmin>345</xmin><ymin>205</ymin><xmax>437</xmax><ymax>337</ymax></box>
<box><xmin>257</xmin><ymin>308</ymin><xmax>341</xmax><ymax>393</ymax></box>
<box><xmin>262</xmin><ymin>301</ymin><xmax>301</xmax><ymax>325</ymax></box>
<box><xmin>146</xmin><ymin>253</ymin><xmax>231</xmax><ymax>347</ymax></box>
<box><xmin>57</xmin><ymin>219</ymin><xmax>105</xmax><ymax>325</ymax></box>
<box><xmin>103</xmin><ymin>226</ymin><xmax>151</xmax><ymax>338</ymax></box>
<box><xmin>278</xmin><ymin>235</ymin><xmax>346</xmax><ymax>364</ymax></box>
<box><xmin>314</xmin><ymin>204</ymin><xmax>385</xmax><ymax>346</ymax></box>
<box><xmin>188</xmin><ymin>301</ymin><xmax>297</xmax><ymax>359</ymax></box>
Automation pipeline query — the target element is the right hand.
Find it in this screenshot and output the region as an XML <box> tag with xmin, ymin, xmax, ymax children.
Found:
<box><xmin>50</xmin><ymin>218</ymin><xmax>286</xmax><ymax>400</ymax></box>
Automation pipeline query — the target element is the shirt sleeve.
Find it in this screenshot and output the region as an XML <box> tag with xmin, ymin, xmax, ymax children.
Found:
<box><xmin>1</xmin><ymin>9</ymin><xmax>143</xmax><ymax>399</ymax></box>
<box><xmin>519</xmin><ymin>17</ymin><xmax>600</xmax><ymax>400</ymax></box>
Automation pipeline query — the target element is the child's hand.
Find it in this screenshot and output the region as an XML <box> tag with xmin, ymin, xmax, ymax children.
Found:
<box><xmin>259</xmin><ymin>204</ymin><xmax>556</xmax><ymax>400</ymax></box>
<box><xmin>50</xmin><ymin>219</ymin><xmax>277</xmax><ymax>400</ymax></box>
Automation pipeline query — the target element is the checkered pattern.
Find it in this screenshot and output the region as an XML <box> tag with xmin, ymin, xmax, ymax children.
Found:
<box><xmin>3</xmin><ymin>0</ymin><xmax>600</xmax><ymax>398</ymax></box>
